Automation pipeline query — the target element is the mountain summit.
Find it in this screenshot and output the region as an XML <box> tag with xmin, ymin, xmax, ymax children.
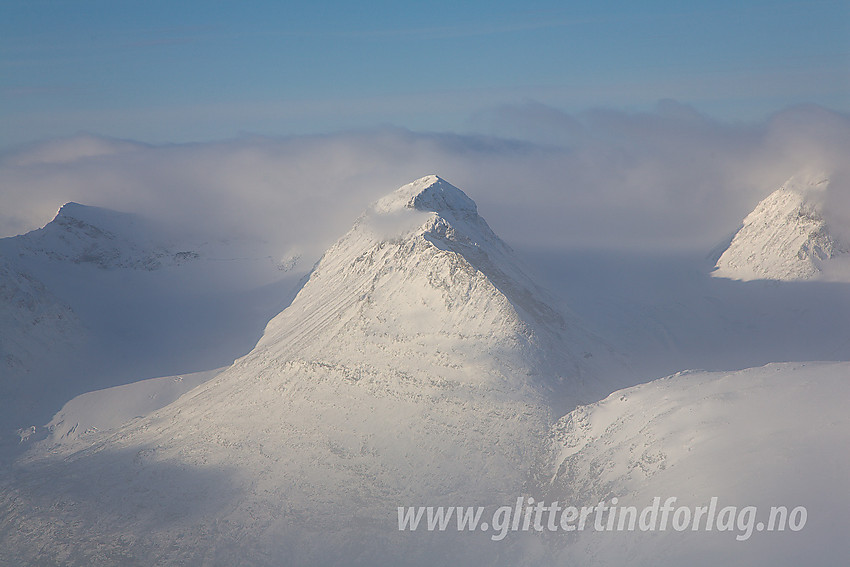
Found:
<box><xmin>373</xmin><ymin>174</ymin><xmax>478</xmax><ymax>214</ymax></box>
<box><xmin>2</xmin><ymin>202</ymin><xmax>200</xmax><ymax>270</ymax></box>
<box><xmin>256</xmin><ymin>175</ymin><xmax>608</xmax><ymax>392</ymax></box>
<box><xmin>713</xmin><ymin>173</ymin><xmax>847</xmax><ymax>281</ymax></box>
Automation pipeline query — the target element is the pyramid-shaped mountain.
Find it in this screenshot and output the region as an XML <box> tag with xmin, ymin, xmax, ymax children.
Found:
<box><xmin>255</xmin><ymin>175</ymin><xmax>607</xmax><ymax>391</ymax></box>
<box><xmin>713</xmin><ymin>174</ymin><xmax>846</xmax><ymax>281</ymax></box>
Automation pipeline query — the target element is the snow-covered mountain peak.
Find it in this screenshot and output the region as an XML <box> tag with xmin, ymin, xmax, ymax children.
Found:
<box><xmin>2</xmin><ymin>202</ymin><xmax>200</xmax><ymax>271</ymax></box>
<box><xmin>713</xmin><ymin>173</ymin><xmax>846</xmax><ymax>281</ymax></box>
<box><xmin>55</xmin><ymin>200</ymin><xmax>125</xmax><ymax>223</ymax></box>
<box><xmin>780</xmin><ymin>170</ymin><xmax>830</xmax><ymax>195</ymax></box>
<box><xmin>373</xmin><ymin>175</ymin><xmax>478</xmax><ymax>215</ymax></box>
<box><xmin>254</xmin><ymin>176</ymin><xmax>612</xmax><ymax>394</ymax></box>
<box><xmin>56</xmin><ymin>201</ymin><xmax>86</xmax><ymax>215</ymax></box>
<box><xmin>50</xmin><ymin>201</ymin><xmax>140</xmax><ymax>241</ymax></box>
<box><xmin>346</xmin><ymin>176</ymin><xmax>487</xmax><ymax>248</ymax></box>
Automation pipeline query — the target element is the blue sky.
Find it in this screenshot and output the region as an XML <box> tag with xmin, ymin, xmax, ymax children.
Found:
<box><xmin>1</xmin><ymin>0</ymin><xmax>848</xmax><ymax>149</ymax></box>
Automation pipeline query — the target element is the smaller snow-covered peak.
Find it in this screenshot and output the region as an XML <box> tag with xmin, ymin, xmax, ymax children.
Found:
<box><xmin>373</xmin><ymin>175</ymin><xmax>478</xmax><ymax>215</ymax></box>
<box><xmin>56</xmin><ymin>202</ymin><xmax>86</xmax><ymax>215</ymax></box>
<box><xmin>52</xmin><ymin>202</ymin><xmax>135</xmax><ymax>235</ymax></box>
<box><xmin>49</xmin><ymin>202</ymin><xmax>148</xmax><ymax>245</ymax></box>
<box><xmin>713</xmin><ymin>173</ymin><xmax>845</xmax><ymax>281</ymax></box>
<box><xmin>2</xmin><ymin>202</ymin><xmax>201</xmax><ymax>271</ymax></box>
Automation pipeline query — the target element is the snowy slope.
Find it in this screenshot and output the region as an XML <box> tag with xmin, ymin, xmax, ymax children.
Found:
<box><xmin>0</xmin><ymin>201</ymin><xmax>304</xmax><ymax>457</ymax></box>
<box><xmin>0</xmin><ymin>176</ymin><xmax>622</xmax><ymax>566</ymax></box>
<box><xmin>0</xmin><ymin>257</ymin><xmax>83</xmax><ymax>375</ymax></box>
<box><xmin>0</xmin><ymin>257</ymin><xmax>87</xmax><ymax>449</ymax></box>
<box><xmin>713</xmin><ymin>174</ymin><xmax>848</xmax><ymax>281</ymax></box>
<box><xmin>44</xmin><ymin>367</ymin><xmax>223</xmax><ymax>450</ymax></box>
<box><xmin>535</xmin><ymin>362</ymin><xmax>850</xmax><ymax>566</ymax></box>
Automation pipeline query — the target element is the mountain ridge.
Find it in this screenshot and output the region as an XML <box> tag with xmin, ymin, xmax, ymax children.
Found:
<box><xmin>1</xmin><ymin>201</ymin><xmax>201</xmax><ymax>271</ymax></box>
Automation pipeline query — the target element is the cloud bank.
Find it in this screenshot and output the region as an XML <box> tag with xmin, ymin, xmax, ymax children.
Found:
<box><xmin>2</xmin><ymin>103</ymin><xmax>848</xmax><ymax>260</ymax></box>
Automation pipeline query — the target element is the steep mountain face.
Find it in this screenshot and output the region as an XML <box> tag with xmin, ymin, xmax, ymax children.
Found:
<box><xmin>713</xmin><ymin>174</ymin><xmax>846</xmax><ymax>281</ymax></box>
<box><xmin>0</xmin><ymin>176</ymin><xmax>618</xmax><ymax>566</ymax></box>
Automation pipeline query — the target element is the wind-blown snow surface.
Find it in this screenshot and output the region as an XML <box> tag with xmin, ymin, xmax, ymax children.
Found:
<box><xmin>44</xmin><ymin>368</ymin><xmax>224</xmax><ymax>449</ymax></box>
<box><xmin>535</xmin><ymin>362</ymin><xmax>850</xmax><ymax>566</ymax></box>
<box><xmin>713</xmin><ymin>173</ymin><xmax>849</xmax><ymax>281</ymax></box>
<box><xmin>0</xmin><ymin>176</ymin><xmax>624</xmax><ymax>565</ymax></box>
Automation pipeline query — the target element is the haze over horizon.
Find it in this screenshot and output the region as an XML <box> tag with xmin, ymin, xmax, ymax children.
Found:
<box><xmin>2</xmin><ymin>0</ymin><xmax>848</xmax><ymax>150</ymax></box>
